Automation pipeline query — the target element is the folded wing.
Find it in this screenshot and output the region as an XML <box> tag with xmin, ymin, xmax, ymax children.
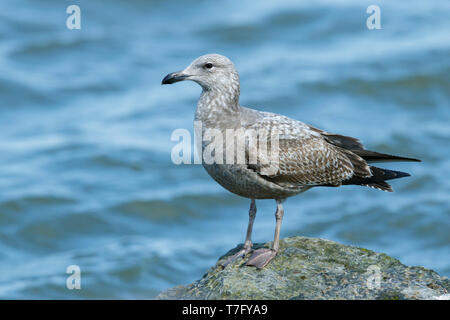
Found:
<box><xmin>245</xmin><ymin>116</ymin><xmax>419</xmax><ymax>192</ymax></box>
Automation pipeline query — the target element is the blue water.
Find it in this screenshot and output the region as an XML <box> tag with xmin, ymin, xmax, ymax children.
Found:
<box><xmin>0</xmin><ymin>0</ymin><xmax>448</xmax><ymax>299</ymax></box>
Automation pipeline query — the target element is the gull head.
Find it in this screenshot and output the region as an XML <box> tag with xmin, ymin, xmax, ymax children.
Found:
<box><xmin>161</xmin><ymin>54</ymin><xmax>239</xmax><ymax>92</ymax></box>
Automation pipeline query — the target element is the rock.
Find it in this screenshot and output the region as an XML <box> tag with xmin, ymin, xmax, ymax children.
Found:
<box><xmin>157</xmin><ymin>236</ymin><xmax>450</xmax><ymax>300</ymax></box>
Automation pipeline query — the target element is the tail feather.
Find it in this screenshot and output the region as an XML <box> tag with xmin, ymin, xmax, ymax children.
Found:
<box><xmin>342</xmin><ymin>166</ymin><xmax>411</xmax><ymax>192</ymax></box>
<box><xmin>363</xmin><ymin>181</ymin><xmax>393</xmax><ymax>192</ymax></box>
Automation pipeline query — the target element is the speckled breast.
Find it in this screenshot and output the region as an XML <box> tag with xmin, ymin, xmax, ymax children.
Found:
<box><xmin>202</xmin><ymin>163</ymin><xmax>306</xmax><ymax>200</ymax></box>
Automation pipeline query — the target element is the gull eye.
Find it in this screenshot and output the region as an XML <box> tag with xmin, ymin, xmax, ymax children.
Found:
<box><xmin>204</xmin><ymin>63</ymin><xmax>213</xmax><ymax>69</ymax></box>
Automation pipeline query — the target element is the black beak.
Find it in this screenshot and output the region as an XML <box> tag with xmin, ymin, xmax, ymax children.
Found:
<box><xmin>161</xmin><ymin>71</ymin><xmax>189</xmax><ymax>85</ymax></box>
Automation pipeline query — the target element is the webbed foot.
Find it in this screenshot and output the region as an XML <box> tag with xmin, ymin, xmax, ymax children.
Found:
<box><xmin>245</xmin><ymin>248</ymin><xmax>277</xmax><ymax>269</ymax></box>
<box><xmin>220</xmin><ymin>245</ymin><xmax>252</xmax><ymax>267</ymax></box>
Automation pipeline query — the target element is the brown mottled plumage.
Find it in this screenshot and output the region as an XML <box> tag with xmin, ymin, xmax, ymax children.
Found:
<box><xmin>162</xmin><ymin>54</ymin><xmax>420</xmax><ymax>268</ymax></box>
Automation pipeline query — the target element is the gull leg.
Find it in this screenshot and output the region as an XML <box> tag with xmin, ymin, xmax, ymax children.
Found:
<box><xmin>221</xmin><ymin>199</ymin><xmax>256</xmax><ymax>267</ymax></box>
<box><xmin>245</xmin><ymin>199</ymin><xmax>284</xmax><ymax>269</ymax></box>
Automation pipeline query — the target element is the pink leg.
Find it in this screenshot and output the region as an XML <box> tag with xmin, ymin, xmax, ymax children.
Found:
<box><xmin>245</xmin><ymin>199</ymin><xmax>284</xmax><ymax>268</ymax></box>
<box><xmin>221</xmin><ymin>199</ymin><xmax>256</xmax><ymax>267</ymax></box>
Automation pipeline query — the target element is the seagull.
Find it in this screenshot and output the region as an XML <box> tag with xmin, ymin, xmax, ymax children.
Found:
<box><xmin>161</xmin><ymin>54</ymin><xmax>420</xmax><ymax>268</ymax></box>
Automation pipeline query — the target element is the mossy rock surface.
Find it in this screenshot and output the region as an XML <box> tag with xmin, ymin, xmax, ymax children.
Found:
<box><xmin>157</xmin><ymin>236</ymin><xmax>450</xmax><ymax>300</ymax></box>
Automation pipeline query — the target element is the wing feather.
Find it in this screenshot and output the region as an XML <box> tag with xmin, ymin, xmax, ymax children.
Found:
<box><xmin>244</xmin><ymin>114</ymin><xmax>372</xmax><ymax>187</ymax></box>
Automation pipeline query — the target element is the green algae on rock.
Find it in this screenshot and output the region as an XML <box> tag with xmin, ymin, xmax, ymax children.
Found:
<box><xmin>157</xmin><ymin>237</ymin><xmax>450</xmax><ymax>300</ymax></box>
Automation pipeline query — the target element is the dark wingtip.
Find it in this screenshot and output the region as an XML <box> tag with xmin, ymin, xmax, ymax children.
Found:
<box><xmin>399</xmin><ymin>155</ymin><xmax>421</xmax><ymax>162</ymax></box>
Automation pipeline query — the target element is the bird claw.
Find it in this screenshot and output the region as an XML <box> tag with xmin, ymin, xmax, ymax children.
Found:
<box><xmin>245</xmin><ymin>248</ymin><xmax>277</xmax><ymax>269</ymax></box>
<box><xmin>220</xmin><ymin>246</ymin><xmax>252</xmax><ymax>267</ymax></box>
